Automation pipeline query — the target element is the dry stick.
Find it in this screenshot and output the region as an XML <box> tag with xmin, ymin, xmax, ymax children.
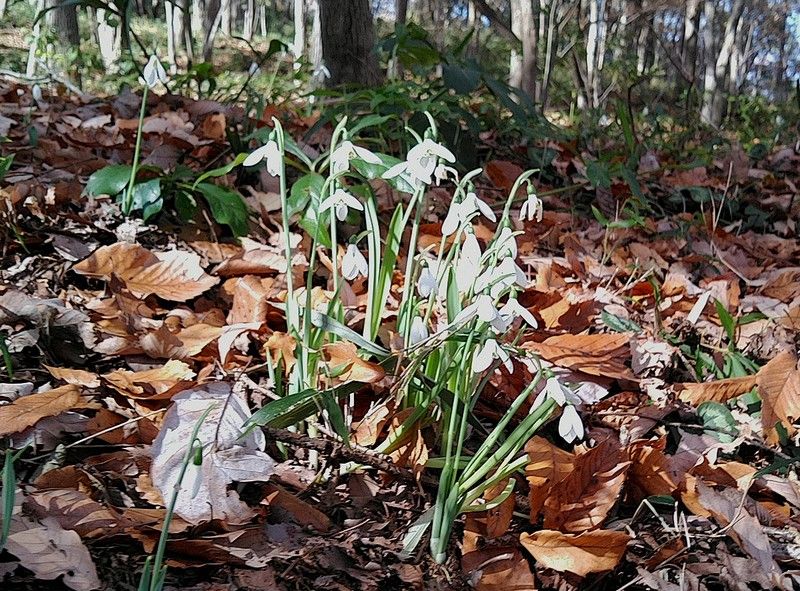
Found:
<box><xmin>260</xmin><ymin>425</ymin><xmax>421</xmax><ymax>482</ymax></box>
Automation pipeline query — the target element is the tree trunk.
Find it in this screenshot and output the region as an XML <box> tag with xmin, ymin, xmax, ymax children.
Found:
<box><xmin>396</xmin><ymin>0</ymin><xmax>408</xmax><ymax>25</ymax></box>
<box><xmin>775</xmin><ymin>9</ymin><xmax>788</xmax><ymax>101</ymax></box>
<box><xmin>680</xmin><ymin>0</ymin><xmax>701</xmax><ymax>81</ymax></box>
<box><xmin>166</xmin><ymin>0</ymin><xmax>178</xmax><ymax>70</ymax></box>
<box><xmin>701</xmin><ymin>0</ymin><xmax>745</xmax><ymax>125</ymax></box>
<box><xmin>0</xmin><ymin>0</ymin><xmax>7</xmax><ymax>19</ymax></box>
<box><xmin>96</xmin><ymin>7</ymin><xmax>122</xmax><ymax>70</ymax></box>
<box><xmin>46</xmin><ymin>0</ymin><xmax>80</xmax><ymax>47</ymax></box>
<box><xmin>318</xmin><ymin>0</ymin><xmax>382</xmax><ymax>87</ymax></box>
<box><xmin>220</xmin><ymin>0</ymin><xmax>231</xmax><ymax>35</ymax></box>
<box><xmin>201</xmin><ymin>0</ymin><xmax>221</xmax><ymax>60</ymax></box>
<box><xmin>510</xmin><ymin>0</ymin><xmax>538</xmax><ymax>100</ymax></box>
<box><xmin>586</xmin><ymin>0</ymin><xmax>607</xmax><ymax>107</ymax></box>
<box><xmin>293</xmin><ymin>0</ymin><xmax>305</xmax><ymax>60</ymax></box>
<box><xmin>243</xmin><ymin>0</ymin><xmax>255</xmax><ymax>40</ymax></box>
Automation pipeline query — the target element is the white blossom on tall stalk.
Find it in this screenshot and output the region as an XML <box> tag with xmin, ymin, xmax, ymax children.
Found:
<box><xmin>320</xmin><ymin>187</ymin><xmax>363</xmax><ymax>221</ymax></box>
<box><xmin>417</xmin><ymin>263</ymin><xmax>438</xmax><ymax>298</ymax></box>
<box><xmin>244</xmin><ymin>139</ymin><xmax>282</xmax><ymax>175</ymax></box>
<box><xmin>142</xmin><ymin>55</ymin><xmax>168</xmax><ymax>88</ymax></box>
<box><xmin>409</xmin><ymin>315</ymin><xmax>429</xmax><ymax>346</ymax></box>
<box><xmin>383</xmin><ymin>138</ymin><xmax>456</xmax><ymax>189</ymax></box>
<box><xmin>472</xmin><ymin>337</ymin><xmax>513</xmax><ymax>373</ymax></box>
<box><xmin>491</xmin><ymin>226</ymin><xmax>518</xmax><ymax>259</ymax></box>
<box><xmin>558</xmin><ymin>405</ymin><xmax>584</xmax><ymax>443</ymax></box>
<box><xmin>475</xmin><ymin>256</ymin><xmax>528</xmax><ymax>298</ymax></box>
<box><xmin>341</xmin><ymin>243</ymin><xmax>368</xmax><ymax>281</ymax></box>
<box><xmin>453</xmin><ymin>294</ymin><xmax>500</xmax><ymax>326</ymax></box>
<box><xmin>441</xmin><ymin>191</ymin><xmax>496</xmax><ymax>237</ymax></box>
<box><xmin>492</xmin><ymin>298</ymin><xmax>538</xmax><ymax>332</ymax></box>
<box><xmin>330</xmin><ymin>140</ymin><xmax>381</xmax><ymax>175</ymax></box>
<box><xmin>455</xmin><ymin>231</ymin><xmax>483</xmax><ymax>293</ymax></box>
<box><xmin>519</xmin><ymin>190</ymin><xmax>543</xmax><ymax>222</ymax></box>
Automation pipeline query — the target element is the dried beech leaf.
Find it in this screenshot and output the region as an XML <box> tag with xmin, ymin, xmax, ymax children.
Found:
<box><xmin>543</xmin><ymin>438</ymin><xmax>630</xmax><ymax>532</ymax></box>
<box><xmin>755</xmin><ymin>351</ymin><xmax>800</xmax><ymax>444</ymax></box>
<box><xmin>520</xmin><ymin>529</ymin><xmax>630</xmax><ymax>577</ymax></box>
<box><xmin>102</xmin><ymin>360</ymin><xmax>195</xmax><ymax>399</ymax></box>
<box><xmin>0</xmin><ymin>385</ymin><xmax>81</xmax><ymax>436</ymax></box>
<box><xmin>525</xmin><ymin>435</ymin><xmax>575</xmax><ymax>523</ymax></box>
<box><xmin>524</xmin><ymin>333</ymin><xmax>636</xmax><ymax>381</ymax></box>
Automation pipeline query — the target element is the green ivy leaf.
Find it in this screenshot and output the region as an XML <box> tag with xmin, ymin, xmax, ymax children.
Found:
<box><xmin>195</xmin><ymin>183</ymin><xmax>249</xmax><ymax>237</ymax></box>
<box><xmin>85</xmin><ymin>164</ymin><xmax>132</xmax><ymax>197</ymax></box>
<box><xmin>131</xmin><ymin>179</ymin><xmax>162</xmax><ymax>220</ymax></box>
<box><xmin>697</xmin><ymin>401</ymin><xmax>738</xmax><ymax>443</ymax></box>
<box><xmin>289</xmin><ymin>173</ymin><xmax>324</xmax><ymax>219</ymax></box>
<box><xmin>442</xmin><ymin>64</ymin><xmax>481</xmax><ymax>95</ymax></box>
<box><xmin>601</xmin><ymin>310</ymin><xmax>642</xmax><ymax>334</ymax></box>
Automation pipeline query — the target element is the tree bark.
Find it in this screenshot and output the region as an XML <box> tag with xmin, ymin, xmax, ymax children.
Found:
<box><xmin>293</xmin><ymin>0</ymin><xmax>305</xmax><ymax>60</ymax></box>
<box><xmin>510</xmin><ymin>0</ymin><xmax>538</xmax><ymax>100</ymax></box>
<box><xmin>318</xmin><ymin>0</ymin><xmax>382</xmax><ymax>87</ymax></box>
<box><xmin>396</xmin><ymin>0</ymin><xmax>408</xmax><ymax>25</ymax></box>
<box><xmin>96</xmin><ymin>7</ymin><xmax>122</xmax><ymax>70</ymax></box>
<box><xmin>586</xmin><ymin>0</ymin><xmax>607</xmax><ymax>107</ymax></box>
<box><xmin>46</xmin><ymin>0</ymin><xmax>80</xmax><ymax>48</ymax></box>
<box><xmin>701</xmin><ymin>0</ymin><xmax>745</xmax><ymax>125</ymax></box>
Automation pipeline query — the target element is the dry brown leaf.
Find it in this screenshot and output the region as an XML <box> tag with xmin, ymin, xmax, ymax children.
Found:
<box><xmin>676</xmin><ymin>374</ymin><xmax>757</xmax><ymax>405</ymax></box>
<box><xmin>523</xmin><ymin>333</ymin><xmax>636</xmax><ymax>381</ymax></box>
<box><xmin>262</xmin><ymin>483</ymin><xmax>331</xmax><ymax>532</ymax></box>
<box><xmin>543</xmin><ymin>438</ymin><xmax>630</xmax><ymax>532</ymax></box>
<box><xmin>26</xmin><ymin>489</ymin><xmax>127</xmax><ymax>538</ymax></box>
<box><xmin>74</xmin><ymin>243</ymin><xmax>218</xmax><ymax>301</ymax></box>
<box><xmin>386</xmin><ymin>409</ymin><xmax>428</xmax><ymax>477</ymax></box>
<box><xmin>0</xmin><ymin>385</ymin><xmax>81</xmax><ymax>436</ymax></box>
<box><xmin>102</xmin><ymin>360</ymin><xmax>195</xmax><ymax>399</ymax></box>
<box><xmin>626</xmin><ymin>438</ymin><xmax>678</xmax><ymax>499</ymax></box>
<box><xmin>525</xmin><ymin>435</ymin><xmax>575</xmax><ymax>523</ymax></box>
<box><xmin>44</xmin><ymin>366</ymin><xmax>101</xmax><ymax>388</ymax></box>
<box><xmin>139</xmin><ymin>323</ymin><xmax>223</xmax><ymax>359</ymax></box>
<box><xmin>520</xmin><ymin>529</ymin><xmax>630</xmax><ymax>577</ymax></box>
<box><xmin>264</xmin><ymin>331</ymin><xmax>297</xmax><ymax>373</ymax></box>
<box><xmin>227</xmin><ymin>275</ymin><xmax>272</xmax><ymax>324</ymax></box>
<box><xmin>756</xmin><ymin>351</ymin><xmax>800</xmax><ymax>444</ymax></box>
<box><xmin>462</xmin><ymin>513</ymin><xmax>536</xmax><ymax>591</ymax></box>
<box><xmin>323</xmin><ymin>341</ymin><xmax>385</xmax><ymax>384</ymax></box>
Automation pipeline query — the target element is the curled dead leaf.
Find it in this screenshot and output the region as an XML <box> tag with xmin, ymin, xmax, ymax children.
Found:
<box><xmin>520</xmin><ymin>529</ymin><xmax>630</xmax><ymax>577</ymax></box>
<box><xmin>323</xmin><ymin>341</ymin><xmax>385</xmax><ymax>384</ymax></box>
<box><xmin>0</xmin><ymin>385</ymin><xmax>82</xmax><ymax>436</ymax></box>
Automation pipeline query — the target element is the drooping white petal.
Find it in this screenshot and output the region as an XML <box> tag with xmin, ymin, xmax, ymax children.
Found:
<box><xmin>335</xmin><ymin>201</ymin><xmax>348</xmax><ymax>221</ymax></box>
<box><xmin>498</xmin><ymin>298</ymin><xmax>537</xmax><ymax>329</ymax></box>
<box><xmin>466</xmin><ymin>192</ymin><xmax>496</xmax><ymax>223</ymax></box>
<box><xmin>471</xmin><ymin>339</ymin><xmax>497</xmax><ymax>373</ymax></box>
<box><xmin>545</xmin><ymin>376</ymin><xmax>567</xmax><ymax>405</ymax></box>
<box><xmin>417</xmin><ymin>265</ymin><xmax>437</xmax><ymax>297</ymax></box>
<box><xmin>409</xmin><ymin>316</ymin><xmax>429</xmax><ymax>346</ymax></box>
<box><xmin>243</xmin><ymin>144</ymin><xmax>270</xmax><ymax>167</ymax></box>
<box><xmin>474</xmin><ymin>294</ymin><xmax>500</xmax><ymax>323</ymax></box>
<box><xmin>493</xmin><ymin>227</ymin><xmax>518</xmax><ymax>259</ymax></box>
<box><xmin>441</xmin><ymin>202</ymin><xmax>463</xmax><ymax>237</ymax></box>
<box><xmin>342</xmin><ymin>243</ymin><xmax>368</xmax><ymax>280</ymax></box>
<box><xmin>244</xmin><ymin>140</ymin><xmax>281</xmax><ymax>176</ymax></box>
<box><xmin>353</xmin><ymin>145</ymin><xmax>381</xmax><ymax>164</ymax></box>
<box><xmin>320</xmin><ymin>188</ymin><xmax>362</xmax><ymax>222</ymax></box>
<box><xmin>143</xmin><ymin>55</ymin><xmax>167</xmax><ymax>88</ymax></box>
<box><xmin>383</xmin><ymin>161</ymin><xmax>408</xmax><ymax>179</ymax></box>
<box><xmin>558</xmin><ymin>404</ymin><xmax>584</xmax><ymax>443</ymax></box>
<box><xmin>519</xmin><ymin>191</ymin><xmax>543</xmax><ymax>223</ymax></box>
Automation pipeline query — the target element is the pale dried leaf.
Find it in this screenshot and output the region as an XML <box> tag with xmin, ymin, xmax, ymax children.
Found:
<box><xmin>0</xmin><ymin>385</ymin><xmax>81</xmax><ymax>436</ymax></box>
<box><xmin>520</xmin><ymin>529</ymin><xmax>630</xmax><ymax>577</ymax></box>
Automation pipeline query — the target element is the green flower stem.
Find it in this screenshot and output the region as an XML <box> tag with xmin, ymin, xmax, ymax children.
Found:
<box><xmin>123</xmin><ymin>84</ymin><xmax>149</xmax><ymax>215</ymax></box>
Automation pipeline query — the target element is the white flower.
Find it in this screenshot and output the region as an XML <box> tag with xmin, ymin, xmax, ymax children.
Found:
<box><xmin>409</xmin><ymin>316</ymin><xmax>429</xmax><ymax>346</ymax></box>
<box><xmin>492</xmin><ymin>298</ymin><xmax>537</xmax><ymax>332</ymax></box>
<box><xmin>476</xmin><ymin>256</ymin><xmax>527</xmax><ymax>298</ymax></box>
<box><xmin>143</xmin><ymin>55</ymin><xmax>168</xmax><ymax>88</ymax></box>
<box><xmin>330</xmin><ymin>140</ymin><xmax>381</xmax><ymax>175</ymax></box>
<box><xmin>558</xmin><ymin>404</ymin><xmax>584</xmax><ymax>443</ymax></box>
<box><xmin>472</xmin><ymin>338</ymin><xmax>513</xmax><ymax>373</ymax></box>
<box><xmin>544</xmin><ymin>376</ymin><xmax>580</xmax><ymax>405</ymax></box>
<box><xmin>492</xmin><ymin>227</ymin><xmax>518</xmax><ymax>259</ymax></box>
<box><xmin>320</xmin><ymin>188</ymin><xmax>363</xmax><ymax>221</ymax></box>
<box><xmin>441</xmin><ymin>192</ymin><xmax>496</xmax><ymax>237</ymax></box>
<box><xmin>417</xmin><ymin>264</ymin><xmax>438</xmax><ymax>298</ymax></box>
<box><xmin>519</xmin><ymin>191</ymin><xmax>543</xmax><ymax>222</ymax></box>
<box><xmin>341</xmin><ymin>243</ymin><xmax>368</xmax><ymax>280</ymax></box>
<box><xmin>244</xmin><ymin>139</ymin><xmax>282</xmax><ymax>175</ymax></box>
<box><xmin>183</xmin><ymin>457</ymin><xmax>203</xmax><ymax>499</ymax></box>
<box><xmin>384</xmin><ymin>138</ymin><xmax>456</xmax><ymax>189</ymax></box>
<box><xmin>455</xmin><ymin>232</ymin><xmax>482</xmax><ymax>292</ymax></box>
<box><xmin>434</xmin><ymin>163</ymin><xmax>457</xmax><ymax>184</ymax></box>
<box><xmin>453</xmin><ymin>294</ymin><xmax>499</xmax><ymax>326</ymax></box>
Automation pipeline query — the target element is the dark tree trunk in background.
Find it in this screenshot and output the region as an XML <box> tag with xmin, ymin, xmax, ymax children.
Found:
<box><xmin>47</xmin><ymin>0</ymin><xmax>80</xmax><ymax>47</ymax></box>
<box><xmin>319</xmin><ymin>0</ymin><xmax>382</xmax><ymax>86</ymax></box>
<box><xmin>396</xmin><ymin>0</ymin><xmax>408</xmax><ymax>25</ymax></box>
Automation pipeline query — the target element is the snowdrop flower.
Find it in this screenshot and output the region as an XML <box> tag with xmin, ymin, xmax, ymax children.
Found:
<box><xmin>183</xmin><ymin>457</ymin><xmax>204</xmax><ymax>499</ymax></box>
<box><xmin>455</xmin><ymin>231</ymin><xmax>482</xmax><ymax>292</ymax></box>
<box><xmin>341</xmin><ymin>243</ymin><xmax>368</xmax><ymax>280</ymax></box>
<box><xmin>544</xmin><ymin>376</ymin><xmax>580</xmax><ymax>406</ymax></box>
<box><xmin>384</xmin><ymin>138</ymin><xmax>456</xmax><ymax>188</ymax></box>
<box><xmin>476</xmin><ymin>257</ymin><xmax>527</xmax><ymax>298</ymax></box>
<box><xmin>492</xmin><ymin>226</ymin><xmax>518</xmax><ymax>259</ymax></box>
<box><xmin>519</xmin><ymin>190</ymin><xmax>543</xmax><ymax>223</ymax></box>
<box><xmin>492</xmin><ymin>298</ymin><xmax>537</xmax><ymax>332</ymax></box>
<box><xmin>244</xmin><ymin>139</ymin><xmax>282</xmax><ymax>175</ymax></box>
<box><xmin>454</xmin><ymin>294</ymin><xmax>500</xmax><ymax>326</ymax></box>
<box><xmin>330</xmin><ymin>140</ymin><xmax>381</xmax><ymax>175</ymax></box>
<box><xmin>472</xmin><ymin>337</ymin><xmax>513</xmax><ymax>373</ymax></box>
<box><xmin>442</xmin><ymin>192</ymin><xmax>496</xmax><ymax>237</ymax></box>
<box><xmin>417</xmin><ymin>264</ymin><xmax>438</xmax><ymax>298</ymax></box>
<box><xmin>143</xmin><ymin>55</ymin><xmax>168</xmax><ymax>89</ymax></box>
<box><xmin>409</xmin><ymin>316</ymin><xmax>429</xmax><ymax>346</ymax></box>
<box><xmin>320</xmin><ymin>187</ymin><xmax>363</xmax><ymax>221</ymax></box>
<box><xmin>558</xmin><ymin>404</ymin><xmax>584</xmax><ymax>443</ymax></box>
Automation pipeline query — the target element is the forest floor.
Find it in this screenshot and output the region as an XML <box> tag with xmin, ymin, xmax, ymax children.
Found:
<box><xmin>1</xmin><ymin>80</ymin><xmax>800</xmax><ymax>591</ymax></box>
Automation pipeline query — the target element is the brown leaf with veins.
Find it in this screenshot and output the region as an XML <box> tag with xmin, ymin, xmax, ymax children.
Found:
<box><xmin>756</xmin><ymin>351</ymin><xmax>800</xmax><ymax>444</ymax></box>
<box><xmin>543</xmin><ymin>438</ymin><xmax>630</xmax><ymax>532</ymax></box>
<box><xmin>523</xmin><ymin>333</ymin><xmax>636</xmax><ymax>381</ymax></box>
<box><xmin>45</xmin><ymin>366</ymin><xmax>101</xmax><ymax>388</ymax></box>
<box><xmin>74</xmin><ymin>243</ymin><xmax>218</xmax><ymax>301</ymax></box>
<box><xmin>525</xmin><ymin>436</ymin><xmax>574</xmax><ymax>523</ymax></box>
<box><xmin>26</xmin><ymin>489</ymin><xmax>128</xmax><ymax>538</ymax></box>
<box><xmin>520</xmin><ymin>529</ymin><xmax>630</xmax><ymax>577</ymax></box>
<box><xmin>102</xmin><ymin>360</ymin><xmax>196</xmax><ymax>399</ymax></box>
<box><xmin>462</xmin><ymin>512</ymin><xmax>536</xmax><ymax>591</ymax></box>
<box><xmin>323</xmin><ymin>341</ymin><xmax>385</xmax><ymax>384</ymax></box>
<box><xmin>0</xmin><ymin>385</ymin><xmax>82</xmax><ymax>436</ymax></box>
<box><xmin>677</xmin><ymin>374</ymin><xmax>757</xmax><ymax>405</ymax></box>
